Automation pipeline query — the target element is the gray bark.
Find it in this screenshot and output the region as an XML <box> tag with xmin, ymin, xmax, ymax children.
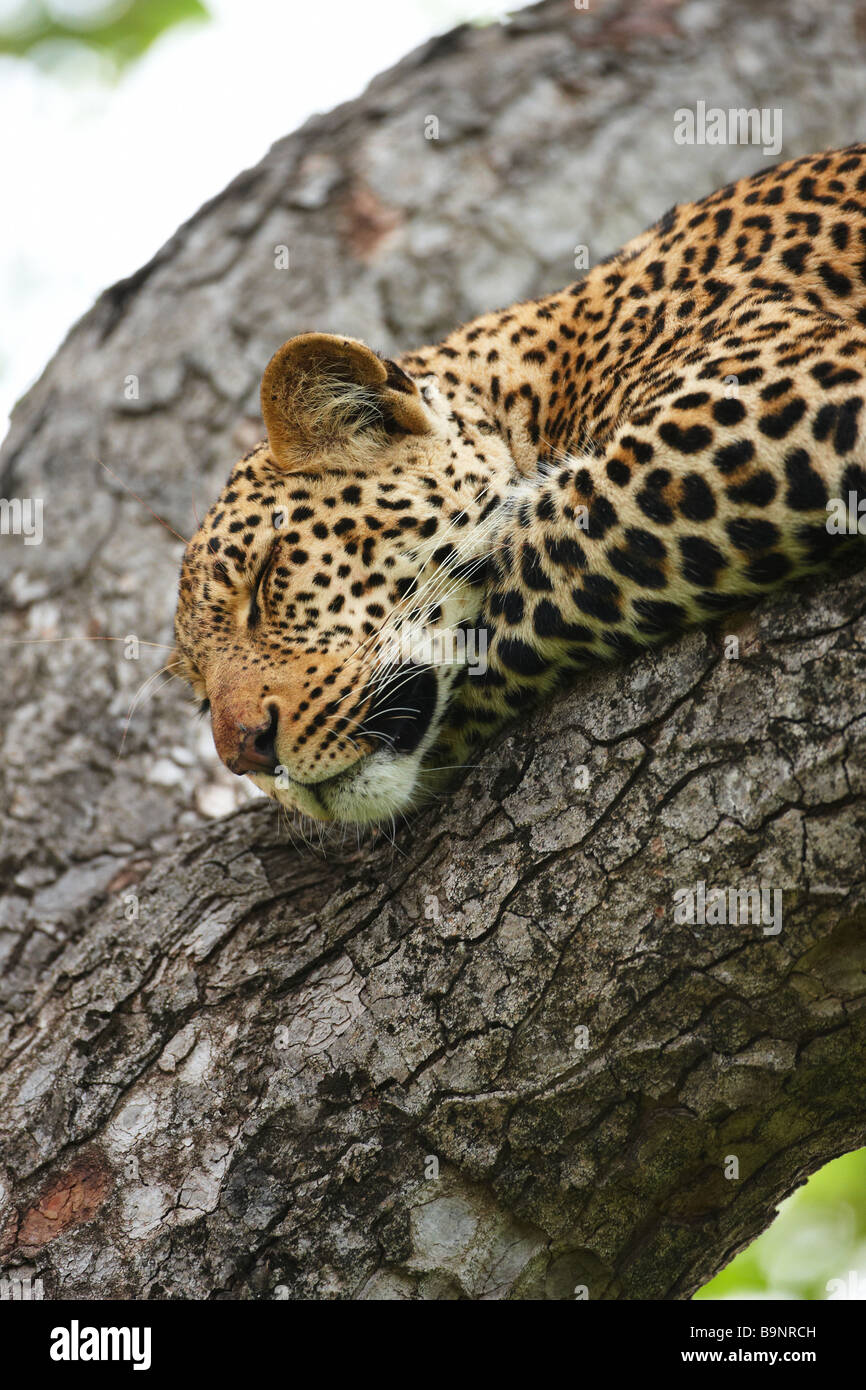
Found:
<box><xmin>1</xmin><ymin>0</ymin><xmax>865</xmax><ymax>1300</ymax></box>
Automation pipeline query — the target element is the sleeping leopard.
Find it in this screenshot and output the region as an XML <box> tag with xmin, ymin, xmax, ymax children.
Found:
<box><xmin>174</xmin><ymin>145</ymin><xmax>866</xmax><ymax>826</ymax></box>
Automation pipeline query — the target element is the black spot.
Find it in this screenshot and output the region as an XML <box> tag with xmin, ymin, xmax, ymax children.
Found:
<box><xmin>679</xmin><ymin>473</ymin><xmax>717</xmax><ymax>521</ymax></box>
<box><xmin>797</xmin><ymin>522</ymin><xmax>839</xmax><ymax>565</ymax></box>
<box><xmin>760</xmin><ymin>377</ymin><xmax>793</xmax><ymax>402</ymax></box>
<box><xmin>841</xmin><ymin>463</ymin><xmax>866</xmax><ymax>497</ymax></box>
<box><xmin>758</xmin><ymin>397</ymin><xmax>807</xmax><ymax>439</ymax></box>
<box><xmin>736</xmin><ymin>366</ymin><xmax>765</xmax><ymax>387</ymax></box>
<box><xmin>725</xmin><ymin>471</ymin><xmax>777</xmax><ymax>506</ymax></box>
<box><xmin>781</xmin><ymin>242</ymin><xmax>809</xmax><ymax>274</ymax></box>
<box><xmin>608</xmin><ymin>531</ymin><xmax>667</xmax><ymax>588</ymax></box>
<box><xmin>503</xmin><ymin>591</ymin><xmax>525</xmax><ymax>624</ymax></box>
<box><xmin>818</xmin><ymin>261</ymin><xmax>852</xmax><ymax>297</ymax></box>
<box><xmin>624</xmin><ymin>526</ymin><xmax>666</xmax><ymax>559</ymax></box>
<box><xmin>495</xmin><ymin>637</ymin><xmax>549</xmax><ymax>676</ymax></box>
<box><xmin>784</xmin><ymin>448</ymin><xmax>828</xmax><ymax>510</ymax></box>
<box><xmin>521</xmin><ymin>543</ymin><xmax>554</xmax><ymax>592</ymax></box>
<box><xmin>606</xmin><ymin>458</ymin><xmax>631</xmax><ymax>486</ymax></box>
<box><xmin>632</xmin><ymin>598</ymin><xmax>686</xmax><ymax>634</ymax></box>
<box><xmin>831</xmin><ymin>220</ymin><xmax>850</xmax><ymax>251</ymax></box>
<box><xmin>679</xmin><ymin>535</ymin><xmax>727</xmax><ymax>586</ymax></box>
<box><xmin>713</xmin><ymin>438</ymin><xmax>755</xmax><ymax>475</ymax></box>
<box><xmin>746</xmin><ymin>552</ymin><xmax>791</xmax><ymax>584</ymax></box>
<box><xmin>658</xmin><ymin>421</ymin><xmax>714</xmax><ymax>454</ymax></box>
<box><xmin>572</xmin><ymin>575</ymin><xmax>621</xmax><ymax>624</ymax></box>
<box><xmin>833</xmin><ymin>397</ymin><xmax>862</xmax><ymax>454</ymax></box>
<box><xmin>697</xmin><ymin>590</ymin><xmax>748</xmax><ymax>613</ymax></box>
<box><xmin>585</xmin><ymin>495</ymin><xmax>619</xmax><ymax>538</ymax></box>
<box><xmin>726</xmin><ymin>517</ymin><xmax>779</xmax><ymax>552</ymax></box>
<box><xmin>620</xmin><ymin>435</ymin><xmax>655</xmax><ymax>464</ymax></box>
<box><xmin>712</xmin><ymin>397</ymin><xmax>747</xmax><ymax>427</ymax></box>
<box><xmin>504</xmin><ymin>684</ymin><xmax>537</xmax><ymax>710</ymax></box>
<box><xmin>811</xmin><ymin>361</ymin><xmax>861</xmax><ymax>388</ymax></box>
<box><xmin>602</xmin><ymin>630</ymin><xmax>643</xmax><ymax>660</ymax></box>
<box><xmin>544</xmin><ymin>535</ymin><xmax>587</xmax><ymax>570</ymax></box>
<box><xmin>636</xmin><ymin>470</ymin><xmax>674</xmax><ymax>525</ymax></box>
<box><xmin>533</xmin><ymin>600</ymin><xmax>593</xmax><ymax>641</ymax></box>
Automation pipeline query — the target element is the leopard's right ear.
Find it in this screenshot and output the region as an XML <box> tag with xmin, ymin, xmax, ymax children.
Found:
<box><xmin>260</xmin><ymin>333</ymin><xmax>433</xmax><ymax>471</ymax></box>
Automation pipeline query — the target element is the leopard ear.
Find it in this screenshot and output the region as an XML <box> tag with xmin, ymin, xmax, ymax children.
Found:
<box><xmin>260</xmin><ymin>333</ymin><xmax>432</xmax><ymax>471</ymax></box>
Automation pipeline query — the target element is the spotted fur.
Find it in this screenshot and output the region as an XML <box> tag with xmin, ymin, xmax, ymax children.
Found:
<box><xmin>175</xmin><ymin>146</ymin><xmax>866</xmax><ymax>825</ymax></box>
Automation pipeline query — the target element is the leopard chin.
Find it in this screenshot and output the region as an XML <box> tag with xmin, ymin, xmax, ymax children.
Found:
<box><xmin>250</xmin><ymin>744</ymin><xmax>430</xmax><ymax>826</ymax></box>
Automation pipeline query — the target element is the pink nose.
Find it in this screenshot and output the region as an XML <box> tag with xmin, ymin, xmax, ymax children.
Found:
<box><xmin>211</xmin><ymin>703</ymin><xmax>279</xmax><ymax>775</ymax></box>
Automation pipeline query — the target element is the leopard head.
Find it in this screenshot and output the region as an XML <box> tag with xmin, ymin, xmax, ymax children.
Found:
<box><xmin>174</xmin><ymin>333</ymin><xmax>514</xmax><ymax>825</ymax></box>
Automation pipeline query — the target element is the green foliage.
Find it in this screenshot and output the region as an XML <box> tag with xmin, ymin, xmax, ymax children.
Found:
<box><xmin>0</xmin><ymin>0</ymin><xmax>209</xmax><ymax>74</ymax></box>
<box><xmin>698</xmin><ymin>1149</ymin><xmax>866</xmax><ymax>1300</ymax></box>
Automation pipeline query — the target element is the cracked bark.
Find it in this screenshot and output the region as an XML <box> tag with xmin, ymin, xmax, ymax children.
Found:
<box><xmin>1</xmin><ymin>0</ymin><xmax>865</xmax><ymax>1300</ymax></box>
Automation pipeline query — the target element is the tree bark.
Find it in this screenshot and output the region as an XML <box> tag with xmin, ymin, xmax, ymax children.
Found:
<box><xmin>1</xmin><ymin>0</ymin><xmax>865</xmax><ymax>1300</ymax></box>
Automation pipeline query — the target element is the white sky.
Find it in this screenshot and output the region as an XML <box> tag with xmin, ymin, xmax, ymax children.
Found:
<box><xmin>0</xmin><ymin>0</ymin><xmax>526</xmax><ymax>437</ymax></box>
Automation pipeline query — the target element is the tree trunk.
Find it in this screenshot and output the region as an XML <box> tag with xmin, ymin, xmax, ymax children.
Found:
<box><xmin>1</xmin><ymin>0</ymin><xmax>865</xmax><ymax>1300</ymax></box>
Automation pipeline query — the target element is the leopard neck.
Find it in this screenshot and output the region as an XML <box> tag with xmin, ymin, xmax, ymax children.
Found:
<box><xmin>401</xmin><ymin>275</ymin><xmax>602</xmax><ymax>478</ymax></box>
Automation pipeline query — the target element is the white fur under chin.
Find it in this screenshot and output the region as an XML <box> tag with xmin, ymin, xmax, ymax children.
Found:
<box><xmin>323</xmin><ymin>747</ymin><xmax>426</xmax><ymax>824</ymax></box>
<box><xmin>251</xmin><ymin>745</ymin><xmax>426</xmax><ymax>826</ymax></box>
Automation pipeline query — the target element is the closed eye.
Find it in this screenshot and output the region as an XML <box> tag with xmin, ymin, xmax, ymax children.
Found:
<box><xmin>247</xmin><ymin>548</ymin><xmax>277</xmax><ymax>628</ymax></box>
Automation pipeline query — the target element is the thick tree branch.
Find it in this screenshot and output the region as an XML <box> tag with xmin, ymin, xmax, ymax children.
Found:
<box><xmin>1</xmin><ymin>570</ymin><xmax>865</xmax><ymax>1298</ymax></box>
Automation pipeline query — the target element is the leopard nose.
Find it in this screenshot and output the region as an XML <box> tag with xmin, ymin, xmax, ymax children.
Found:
<box><xmin>217</xmin><ymin>704</ymin><xmax>279</xmax><ymax>776</ymax></box>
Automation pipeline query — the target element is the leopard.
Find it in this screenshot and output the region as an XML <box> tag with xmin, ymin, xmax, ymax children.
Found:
<box><xmin>174</xmin><ymin>145</ymin><xmax>866</xmax><ymax>828</ymax></box>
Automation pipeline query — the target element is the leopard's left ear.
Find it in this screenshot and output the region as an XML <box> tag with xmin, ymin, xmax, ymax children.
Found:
<box><xmin>260</xmin><ymin>333</ymin><xmax>432</xmax><ymax>471</ymax></box>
